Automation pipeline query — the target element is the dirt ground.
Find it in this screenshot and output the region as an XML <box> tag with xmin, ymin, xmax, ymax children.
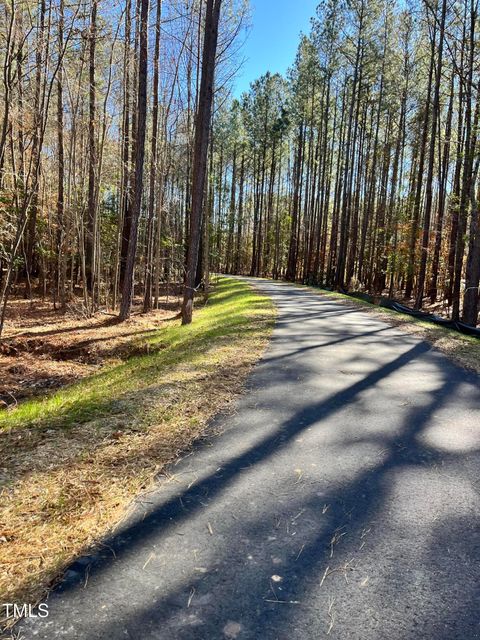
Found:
<box><xmin>0</xmin><ymin>288</ymin><xmax>183</xmax><ymax>408</ymax></box>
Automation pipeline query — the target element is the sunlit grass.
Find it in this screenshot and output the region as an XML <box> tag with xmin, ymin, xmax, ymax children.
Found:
<box><xmin>0</xmin><ymin>277</ymin><xmax>272</xmax><ymax>432</ymax></box>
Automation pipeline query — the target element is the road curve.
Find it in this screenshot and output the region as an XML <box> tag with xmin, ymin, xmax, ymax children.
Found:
<box><xmin>19</xmin><ymin>277</ymin><xmax>480</xmax><ymax>640</ymax></box>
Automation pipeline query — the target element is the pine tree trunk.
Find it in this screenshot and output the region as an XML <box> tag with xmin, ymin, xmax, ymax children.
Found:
<box><xmin>143</xmin><ymin>0</ymin><xmax>162</xmax><ymax>312</ymax></box>
<box><xmin>57</xmin><ymin>0</ymin><xmax>66</xmax><ymax>310</ymax></box>
<box><xmin>415</xmin><ymin>0</ymin><xmax>446</xmax><ymax>310</ymax></box>
<box><xmin>181</xmin><ymin>0</ymin><xmax>222</xmax><ymax>325</ymax></box>
<box><xmin>85</xmin><ymin>0</ymin><xmax>97</xmax><ymax>298</ymax></box>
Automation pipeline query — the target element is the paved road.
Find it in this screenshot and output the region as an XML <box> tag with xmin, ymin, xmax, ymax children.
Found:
<box><xmin>20</xmin><ymin>278</ymin><xmax>480</xmax><ymax>639</ymax></box>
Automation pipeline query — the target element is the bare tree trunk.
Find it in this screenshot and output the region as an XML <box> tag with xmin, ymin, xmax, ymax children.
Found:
<box><xmin>85</xmin><ymin>0</ymin><xmax>97</xmax><ymax>298</ymax></box>
<box><xmin>181</xmin><ymin>0</ymin><xmax>222</xmax><ymax>325</ymax></box>
<box><xmin>25</xmin><ymin>0</ymin><xmax>47</xmax><ymax>293</ymax></box>
<box><xmin>429</xmin><ymin>61</ymin><xmax>454</xmax><ymax>303</ymax></box>
<box><xmin>0</xmin><ymin>0</ymin><xmax>16</xmax><ymax>189</ymax></box>
<box><xmin>143</xmin><ymin>0</ymin><xmax>162</xmax><ymax>312</ymax></box>
<box><xmin>463</xmin><ymin>179</ymin><xmax>480</xmax><ymax>325</ymax></box>
<box><xmin>56</xmin><ymin>0</ymin><xmax>66</xmax><ymax>310</ymax></box>
<box><xmin>415</xmin><ymin>0</ymin><xmax>446</xmax><ymax>309</ymax></box>
<box><xmin>405</xmin><ymin>17</ymin><xmax>436</xmax><ymax>300</ymax></box>
<box><xmin>234</xmin><ymin>150</ymin><xmax>245</xmax><ymax>274</ymax></box>
<box><xmin>225</xmin><ymin>144</ymin><xmax>237</xmax><ymax>273</ymax></box>
<box><xmin>286</xmin><ymin>124</ymin><xmax>304</xmax><ymax>281</ymax></box>
<box><xmin>452</xmin><ymin>2</ymin><xmax>477</xmax><ymax>321</ymax></box>
<box><xmin>115</xmin><ymin>0</ymin><xmax>132</xmax><ymax>307</ymax></box>
<box><xmin>119</xmin><ymin>0</ymin><xmax>149</xmax><ymax>320</ymax></box>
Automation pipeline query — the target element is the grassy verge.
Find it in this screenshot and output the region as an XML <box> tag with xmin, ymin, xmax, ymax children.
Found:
<box><xmin>293</xmin><ymin>281</ymin><xmax>480</xmax><ymax>374</ymax></box>
<box><xmin>0</xmin><ymin>277</ymin><xmax>275</xmax><ymax>621</ymax></box>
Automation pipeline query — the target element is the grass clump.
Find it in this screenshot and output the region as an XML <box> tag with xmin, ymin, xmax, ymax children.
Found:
<box><xmin>0</xmin><ymin>277</ymin><xmax>275</xmax><ymax>620</ymax></box>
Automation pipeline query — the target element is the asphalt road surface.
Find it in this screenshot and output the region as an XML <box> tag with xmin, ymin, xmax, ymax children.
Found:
<box><xmin>19</xmin><ymin>278</ymin><xmax>480</xmax><ymax>639</ymax></box>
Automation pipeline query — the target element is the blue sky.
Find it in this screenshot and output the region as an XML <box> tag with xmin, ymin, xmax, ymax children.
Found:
<box><xmin>233</xmin><ymin>0</ymin><xmax>320</xmax><ymax>97</ymax></box>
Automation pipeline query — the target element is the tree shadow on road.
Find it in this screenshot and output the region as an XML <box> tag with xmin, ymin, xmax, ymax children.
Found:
<box><xmin>18</xmin><ymin>332</ymin><xmax>480</xmax><ymax>639</ymax></box>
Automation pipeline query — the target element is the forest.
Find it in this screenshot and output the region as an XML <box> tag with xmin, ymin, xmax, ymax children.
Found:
<box><xmin>1</xmin><ymin>0</ymin><xmax>480</xmax><ymax>332</ymax></box>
